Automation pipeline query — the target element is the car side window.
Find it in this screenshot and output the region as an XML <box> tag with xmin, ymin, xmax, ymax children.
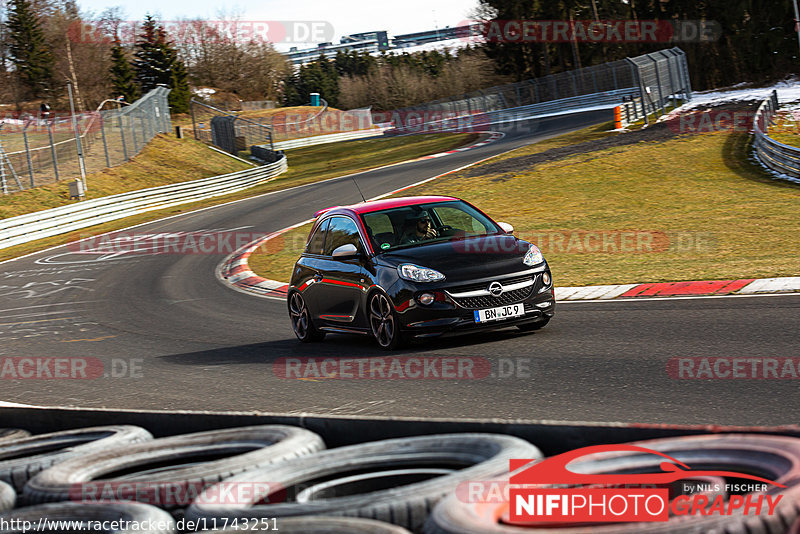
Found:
<box><xmin>323</xmin><ymin>216</ymin><xmax>362</xmax><ymax>256</ymax></box>
<box><xmin>305</xmin><ymin>218</ymin><xmax>329</xmax><ymax>255</ymax></box>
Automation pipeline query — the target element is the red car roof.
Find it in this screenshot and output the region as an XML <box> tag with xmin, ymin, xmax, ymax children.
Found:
<box><xmin>316</xmin><ymin>196</ymin><xmax>460</xmax><ymax>217</ymax></box>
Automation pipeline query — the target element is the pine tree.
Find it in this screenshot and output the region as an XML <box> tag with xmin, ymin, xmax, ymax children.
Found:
<box><xmin>168</xmin><ymin>58</ymin><xmax>191</xmax><ymax>113</ymax></box>
<box><xmin>109</xmin><ymin>41</ymin><xmax>140</xmax><ymax>103</ymax></box>
<box><xmin>133</xmin><ymin>15</ymin><xmax>173</xmax><ymax>92</ymax></box>
<box><xmin>133</xmin><ymin>14</ymin><xmax>191</xmax><ymax>112</ymax></box>
<box><xmin>6</xmin><ymin>0</ymin><xmax>54</xmax><ymax>98</ymax></box>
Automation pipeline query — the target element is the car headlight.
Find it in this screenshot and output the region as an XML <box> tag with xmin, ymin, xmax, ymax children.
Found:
<box><xmin>398</xmin><ymin>264</ymin><xmax>445</xmax><ymax>282</ymax></box>
<box><xmin>523</xmin><ymin>244</ymin><xmax>544</xmax><ymax>266</ymax></box>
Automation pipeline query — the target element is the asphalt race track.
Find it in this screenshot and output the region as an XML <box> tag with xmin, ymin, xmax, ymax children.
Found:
<box><xmin>1</xmin><ymin>109</ymin><xmax>797</xmax><ymax>427</ymax></box>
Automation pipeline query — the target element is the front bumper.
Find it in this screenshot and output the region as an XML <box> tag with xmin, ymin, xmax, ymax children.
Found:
<box><xmin>390</xmin><ymin>269</ymin><xmax>555</xmax><ymax>338</ymax></box>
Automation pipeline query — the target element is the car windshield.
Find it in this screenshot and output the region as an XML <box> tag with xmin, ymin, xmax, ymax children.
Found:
<box><xmin>360</xmin><ymin>200</ymin><xmax>500</xmax><ymax>253</ymax></box>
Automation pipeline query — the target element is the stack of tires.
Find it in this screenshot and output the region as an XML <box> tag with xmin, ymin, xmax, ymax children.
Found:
<box><xmin>0</xmin><ymin>424</ymin><xmax>799</xmax><ymax>533</ymax></box>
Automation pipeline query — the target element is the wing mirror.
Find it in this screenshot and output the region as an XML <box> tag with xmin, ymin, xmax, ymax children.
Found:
<box><xmin>497</xmin><ymin>222</ymin><xmax>514</xmax><ymax>234</ymax></box>
<box><xmin>332</xmin><ymin>243</ymin><xmax>360</xmax><ymax>259</ymax></box>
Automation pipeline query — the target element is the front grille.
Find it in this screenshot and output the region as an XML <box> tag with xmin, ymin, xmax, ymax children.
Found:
<box><xmin>453</xmin><ymin>285</ymin><xmax>534</xmax><ymax>309</ymax></box>
<box><xmin>448</xmin><ymin>273</ymin><xmax>534</xmax><ymax>294</ymax></box>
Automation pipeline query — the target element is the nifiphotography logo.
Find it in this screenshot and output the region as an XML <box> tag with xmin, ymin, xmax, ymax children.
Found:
<box><xmin>508</xmin><ymin>444</ymin><xmax>784</xmax><ymax>524</ymax></box>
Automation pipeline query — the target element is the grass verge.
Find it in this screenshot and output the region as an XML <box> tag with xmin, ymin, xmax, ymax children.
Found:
<box><xmin>0</xmin><ymin>132</ymin><xmax>476</xmax><ymax>263</ymax></box>
<box><xmin>250</xmin><ymin>127</ymin><xmax>799</xmax><ymax>286</ymax></box>
<box><xmin>0</xmin><ymin>135</ymin><xmax>252</xmax><ymax>220</ymax></box>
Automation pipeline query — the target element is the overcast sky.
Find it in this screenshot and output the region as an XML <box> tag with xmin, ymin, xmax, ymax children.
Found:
<box><xmin>78</xmin><ymin>0</ymin><xmax>480</xmax><ymax>51</ymax></box>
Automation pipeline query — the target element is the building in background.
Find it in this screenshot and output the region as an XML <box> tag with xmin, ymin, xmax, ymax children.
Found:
<box><xmin>284</xmin><ymin>25</ymin><xmax>477</xmax><ymax>66</ymax></box>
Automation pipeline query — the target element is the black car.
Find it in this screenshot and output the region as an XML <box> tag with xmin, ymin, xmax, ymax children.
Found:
<box><xmin>287</xmin><ymin>195</ymin><xmax>555</xmax><ymax>349</ymax></box>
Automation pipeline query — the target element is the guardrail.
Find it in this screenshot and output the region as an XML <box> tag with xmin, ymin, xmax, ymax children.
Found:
<box><xmin>271</xmin><ymin>128</ymin><xmax>386</xmax><ymax>150</ymax></box>
<box><xmin>0</xmin><ymin>154</ymin><xmax>288</xmax><ymax>251</ymax></box>
<box><xmin>753</xmin><ymin>90</ymin><xmax>800</xmax><ymax>180</ymax></box>
<box><xmin>476</xmin><ymin>88</ymin><xmax>640</xmax><ymax>125</ymax></box>
<box><xmin>387</xmin><ymin>88</ymin><xmax>643</xmax><ymax>134</ymax></box>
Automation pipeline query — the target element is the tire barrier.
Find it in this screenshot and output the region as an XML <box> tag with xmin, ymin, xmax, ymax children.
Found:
<box><xmin>202</xmin><ymin>516</ymin><xmax>412</xmax><ymax>533</ymax></box>
<box><xmin>0</xmin><ymin>502</ymin><xmax>175</xmax><ymax>533</ymax></box>
<box><xmin>1</xmin><ymin>423</ymin><xmax>799</xmax><ymax>532</ymax></box>
<box><xmin>186</xmin><ymin>433</ymin><xmax>541</xmax><ymax>532</ymax></box>
<box><xmin>0</xmin><ymin>426</ymin><xmax>153</xmax><ymax>493</ymax></box>
<box><xmin>424</xmin><ymin>434</ymin><xmax>800</xmax><ymax>534</ymax></box>
<box><xmin>0</xmin><ymin>431</ymin><xmax>29</xmax><ymax>445</ymax></box>
<box><xmin>23</xmin><ymin>426</ymin><xmax>325</xmax><ymax>509</ymax></box>
<box><xmin>0</xmin><ymin>482</ymin><xmax>14</xmax><ymax>512</ymax></box>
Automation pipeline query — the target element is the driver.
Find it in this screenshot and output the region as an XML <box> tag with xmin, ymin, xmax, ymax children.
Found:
<box><xmin>400</xmin><ymin>211</ymin><xmax>438</xmax><ymax>244</ymax></box>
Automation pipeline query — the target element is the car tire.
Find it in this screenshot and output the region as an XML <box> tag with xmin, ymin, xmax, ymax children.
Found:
<box><xmin>0</xmin><ymin>430</ymin><xmax>29</xmax><ymax>445</ymax></box>
<box><xmin>0</xmin><ymin>426</ymin><xmax>153</xmax><ymax>493</ymax></box>
<box><xmin>516</xmin><ymin>318</ymin><xmax>549</xmax><ymax>332</ymax></box>
<box><xmin>23</xmin><ymin>425</ymin><xmax>325</xmax><ymax>509</ymax></box>
<box><xmin>203</xmin><ymin>516</ymin><xmax>411</xmax><ymax>533</ymax></box>
<box><xmin>368</xmin><ymin>291</ymin><xmax>403</xmax><ymax>350</ymax></box>
<box><xmin>0</xmin><ymin>502</ymin><xmax>176</xmax><ymax>533</ymax></box>
<box><xmin>186</xmin><ymin>433</ymin><xmax>541</xmax><ymax>532</ymax></box>
<box><xmin>424</xmin><ymin>433</ymin><xmax>800</xmax><ymax>534</ymax></box>
<box><xmin>0</xmin><ymin>481</ymin><xmax>14</xmax><ymax>512</ymax></box>
<box><xmin>288</xmin><ymin>291</ymin><xmax>325</xmax><ymax>342</ymax></box>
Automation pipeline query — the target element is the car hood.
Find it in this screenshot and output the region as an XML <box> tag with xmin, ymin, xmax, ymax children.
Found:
<box><xmin>374</xmin><ymin>234</ymin><xmax>537</xmax><ymax>283</ymax></box>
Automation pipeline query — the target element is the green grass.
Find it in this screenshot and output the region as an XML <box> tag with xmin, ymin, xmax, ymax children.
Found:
<box><xmin>768</xmin><ymin>110</ymin><xmax>800</xmax><ymax>148</ymax></box>
<box><xmin>0</xmin><ymin>132</ymin><xmax>476</xmax><ymax>262</ymax></box>
<box><xmin>0</xmin><ymin>135</ymin><xmax>252</xmax><ymax>220</ymax></box>
<box><xmin>250</xmin><ymin>127</ymin><xmax>799</xmax><ymax>286</ymax></box>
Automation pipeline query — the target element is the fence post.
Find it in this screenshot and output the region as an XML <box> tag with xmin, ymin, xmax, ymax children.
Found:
<box><xmin>590</xmin><ymin>68</ymin><xmax>598</xmax><ymax>93</ymax></box>
<box><xmin>100</xmin><ymin>113</ymin><xmax>111</xmax><ymax>167</ymax></box>
<box><xmin>47</xmin><ymin>120</ymin><xmax>60</xmax><ymax>182</ymax></box>
<box><xmin>22</xmin><ymin>125</ymin><xmax>35</xmax><ymax>188</ymax></box>
<box><xmin>626</xmin><ymin>58</ymin><xmax>648</xmax><ymax>125</ymax></box>
<box><xmin>675</xmin><ymin>48</ymin><xmax>692</xmax><ymax>100</ymax></box>
<box><xmin>118</xmin><ymin>111</ymin><xmax>129</xmax><ymax>162</ymax></box>
<box><xmin>568</xmin><ymin>71</ymin><xmax>578</xmax><ymax>96</ymax></box>
<box><xmin>651</xmin><ymin>55</ymin><xmax>666</xmax><ymax>116</ymax></box>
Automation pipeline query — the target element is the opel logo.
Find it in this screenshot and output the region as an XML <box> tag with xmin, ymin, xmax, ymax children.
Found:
<box><xmin>488</xmin><ymin>281</ymin><xmax>504</xmax><ymax>297</ymax></box>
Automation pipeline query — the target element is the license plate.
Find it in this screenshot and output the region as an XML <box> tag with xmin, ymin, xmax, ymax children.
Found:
<box><xmin>474</xmin><ymin>304</ymin><xmax>525</xmax><ymax>323</ymax></box>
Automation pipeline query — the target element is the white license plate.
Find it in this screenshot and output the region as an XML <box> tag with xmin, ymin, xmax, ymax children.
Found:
<box><xmin>474</xmin><ymin>304</ymin><xmax>525</xmax><ymax>323</ymax></box>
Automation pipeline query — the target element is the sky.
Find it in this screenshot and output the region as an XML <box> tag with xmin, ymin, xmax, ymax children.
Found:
<box><xmin>77</xmin><ymin>0</ymin><xmax>481</xmax><ymax>51</ymax></box>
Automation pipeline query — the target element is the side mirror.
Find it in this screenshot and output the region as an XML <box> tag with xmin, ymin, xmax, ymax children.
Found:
<box><xmin>497</xmin><ymin>222</ymin><xmax>514</xmax><ymax>234</ymax></box>
<box><xmin>332</xmin><ymin>243</ymin><xmax>359</xmax><ymax>259</ymax></box>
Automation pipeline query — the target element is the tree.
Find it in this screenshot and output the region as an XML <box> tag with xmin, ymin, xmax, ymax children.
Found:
<box><xmin>133</xmin><ymin>14</ymin><xmax>173</xmax><ymax>92</ymax></box>
<box><xmin>282</xmin><ymin>54</ymin><xmax>340</xmax><ymax>106</ymax></box>
<box><xmin>168</xmin><ymin>57</ymin><xmax>190</xmax><ymax>113</ymax></box>
<box><xmin>110</xmin><ymin>40</ymin><xmax>139</xmax><ymax>102</ymax></box>
<box><xmin>6</xmin><ymin>0</ymin><xmax>54</xmax><ymax>97</ymax></box>
<box><xmin>133</xmin><ymin>14</ymin><xmax>191</xmax><ymax>111</ymax></box>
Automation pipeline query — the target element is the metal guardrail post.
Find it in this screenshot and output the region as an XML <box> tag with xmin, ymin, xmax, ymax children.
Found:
<box><xmin>625</xmin><ymin>58</ymin><xmax>648</xmax><ymax>125</ymax></box>
<box><xmin>118</xmin><ymin>112</ymin><xmax>129</xmax><ymax>162</ymax></box>
<box><xmin>674</xmin><ymin>48</ymin><xmax>692</xmax><ymax>99</ymax></box>
<box><xmin>190</xmin><ymin>99</ymin><xmax>199</xmax><ymax>141</ymax></box>
<box><xmin>647</xmin><ymin>54</ymin><xmax>666</xmax><ymax>116</ymax></box>
<box><xmin>22</xmin><ymin>123</ymin><xmax>34</xmax><ymax>188</ymax></box>
<box><xmin>47</xmin><ymin>120</ymin><xmax>60</xmax><ymax>182</ymax></box>
<box><xmin>100</xmin><ymin>113</ymin><xmax>111</xmax><ymax>167</ymax></box>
